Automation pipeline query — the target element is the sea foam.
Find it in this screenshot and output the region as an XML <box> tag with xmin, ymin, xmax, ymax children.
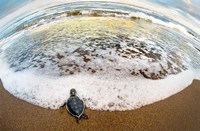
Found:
<box><xmin>0</xmin><ymin>57</ymin><xmax>194</xmax><ymax>110</ymax></box>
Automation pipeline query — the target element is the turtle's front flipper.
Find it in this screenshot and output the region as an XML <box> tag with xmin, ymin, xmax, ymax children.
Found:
<box><xmin>60</xmin><ymin>102</ymin><xmax>66</xmax><ymax>108</ymax></box>
<box><xmin>81</xmin><ymin>114</ymin><xmax>89</xmax><ymax>119</ymax></box>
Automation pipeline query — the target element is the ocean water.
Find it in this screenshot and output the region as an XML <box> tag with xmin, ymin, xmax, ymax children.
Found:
<box><xmin>0</xmin><ymin>1</ymin><xmax>200</xmax><ymax>111</ymax></box>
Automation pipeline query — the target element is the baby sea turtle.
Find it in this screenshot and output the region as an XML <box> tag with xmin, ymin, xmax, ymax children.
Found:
<box><xmin>66</xmin><ymin>88</ymin><xmax>88</xmax><ymax>123</ymax></box>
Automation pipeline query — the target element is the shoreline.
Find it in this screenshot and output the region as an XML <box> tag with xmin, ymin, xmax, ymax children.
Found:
<box><xmin>0</xmin><ymin>79</ymin><xmax>200</xmax><ymax>130</ymax></box>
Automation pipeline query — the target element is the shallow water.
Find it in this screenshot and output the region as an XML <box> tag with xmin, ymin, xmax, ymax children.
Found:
<box><xmin>0</xmin><ymin>2</ymin><xmax>200</xmax><ymax>110</ymax></box>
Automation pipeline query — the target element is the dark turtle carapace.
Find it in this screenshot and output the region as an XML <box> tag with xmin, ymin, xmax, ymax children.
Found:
<box><xmin>66</xmin><ymin>88</ymin><xmax>88</xmax><ymax>123</ymax></box>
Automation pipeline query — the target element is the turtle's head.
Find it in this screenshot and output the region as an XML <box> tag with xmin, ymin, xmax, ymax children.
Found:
<box><xmin>70</xmin><ymin>88</ymin><xmax>76</xmax><ymax>96</ymax></box>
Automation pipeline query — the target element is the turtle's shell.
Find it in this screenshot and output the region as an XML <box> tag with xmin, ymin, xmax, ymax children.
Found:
<box><xmin>66</xmin><ymin>96</ymin><xmax>84</xmax><ymax>117</ymax></box>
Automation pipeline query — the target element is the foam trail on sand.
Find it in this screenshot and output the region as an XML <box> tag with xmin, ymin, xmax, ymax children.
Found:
<box><xmin>0</xmin><ymin>58</ymin><xmax>194</xmax><ymax>110</ymax></box>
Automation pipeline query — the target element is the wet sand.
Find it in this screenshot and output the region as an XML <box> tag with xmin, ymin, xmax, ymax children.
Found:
<box><xmin>0</xmin><ymin>79</ymin><xmax>200</xmax><ymax>131</ymax></box>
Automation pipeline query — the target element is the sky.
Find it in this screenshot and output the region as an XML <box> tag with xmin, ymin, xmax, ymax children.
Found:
<box><xmin>148</xmin><ymin>0</ymin><xmax>200</xmax><ymax>20</ymax></box>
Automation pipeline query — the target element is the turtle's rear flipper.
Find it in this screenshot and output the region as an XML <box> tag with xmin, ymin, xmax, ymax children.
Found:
<box><xmin>81</xmin><ymin>114</ymin><xmax>89</xmax><ymax>119</ymax></box>
<box><xmin>77</xmin><ymin>117</ymin><xmax>80</xmax><ymax>123</ymax></box>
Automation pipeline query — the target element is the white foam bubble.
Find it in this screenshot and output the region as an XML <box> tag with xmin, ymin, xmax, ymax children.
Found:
<box><xmin>0</xmin><ymin>56</ymin><xmax>195</xmax><ymax>110</ymax></box>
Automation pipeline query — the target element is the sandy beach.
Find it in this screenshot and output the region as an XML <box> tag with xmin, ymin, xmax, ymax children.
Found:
<box><xmin>0</xmin><ymin>79</ymin><xmax>200</xmax><ymax>130</ymax></box>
